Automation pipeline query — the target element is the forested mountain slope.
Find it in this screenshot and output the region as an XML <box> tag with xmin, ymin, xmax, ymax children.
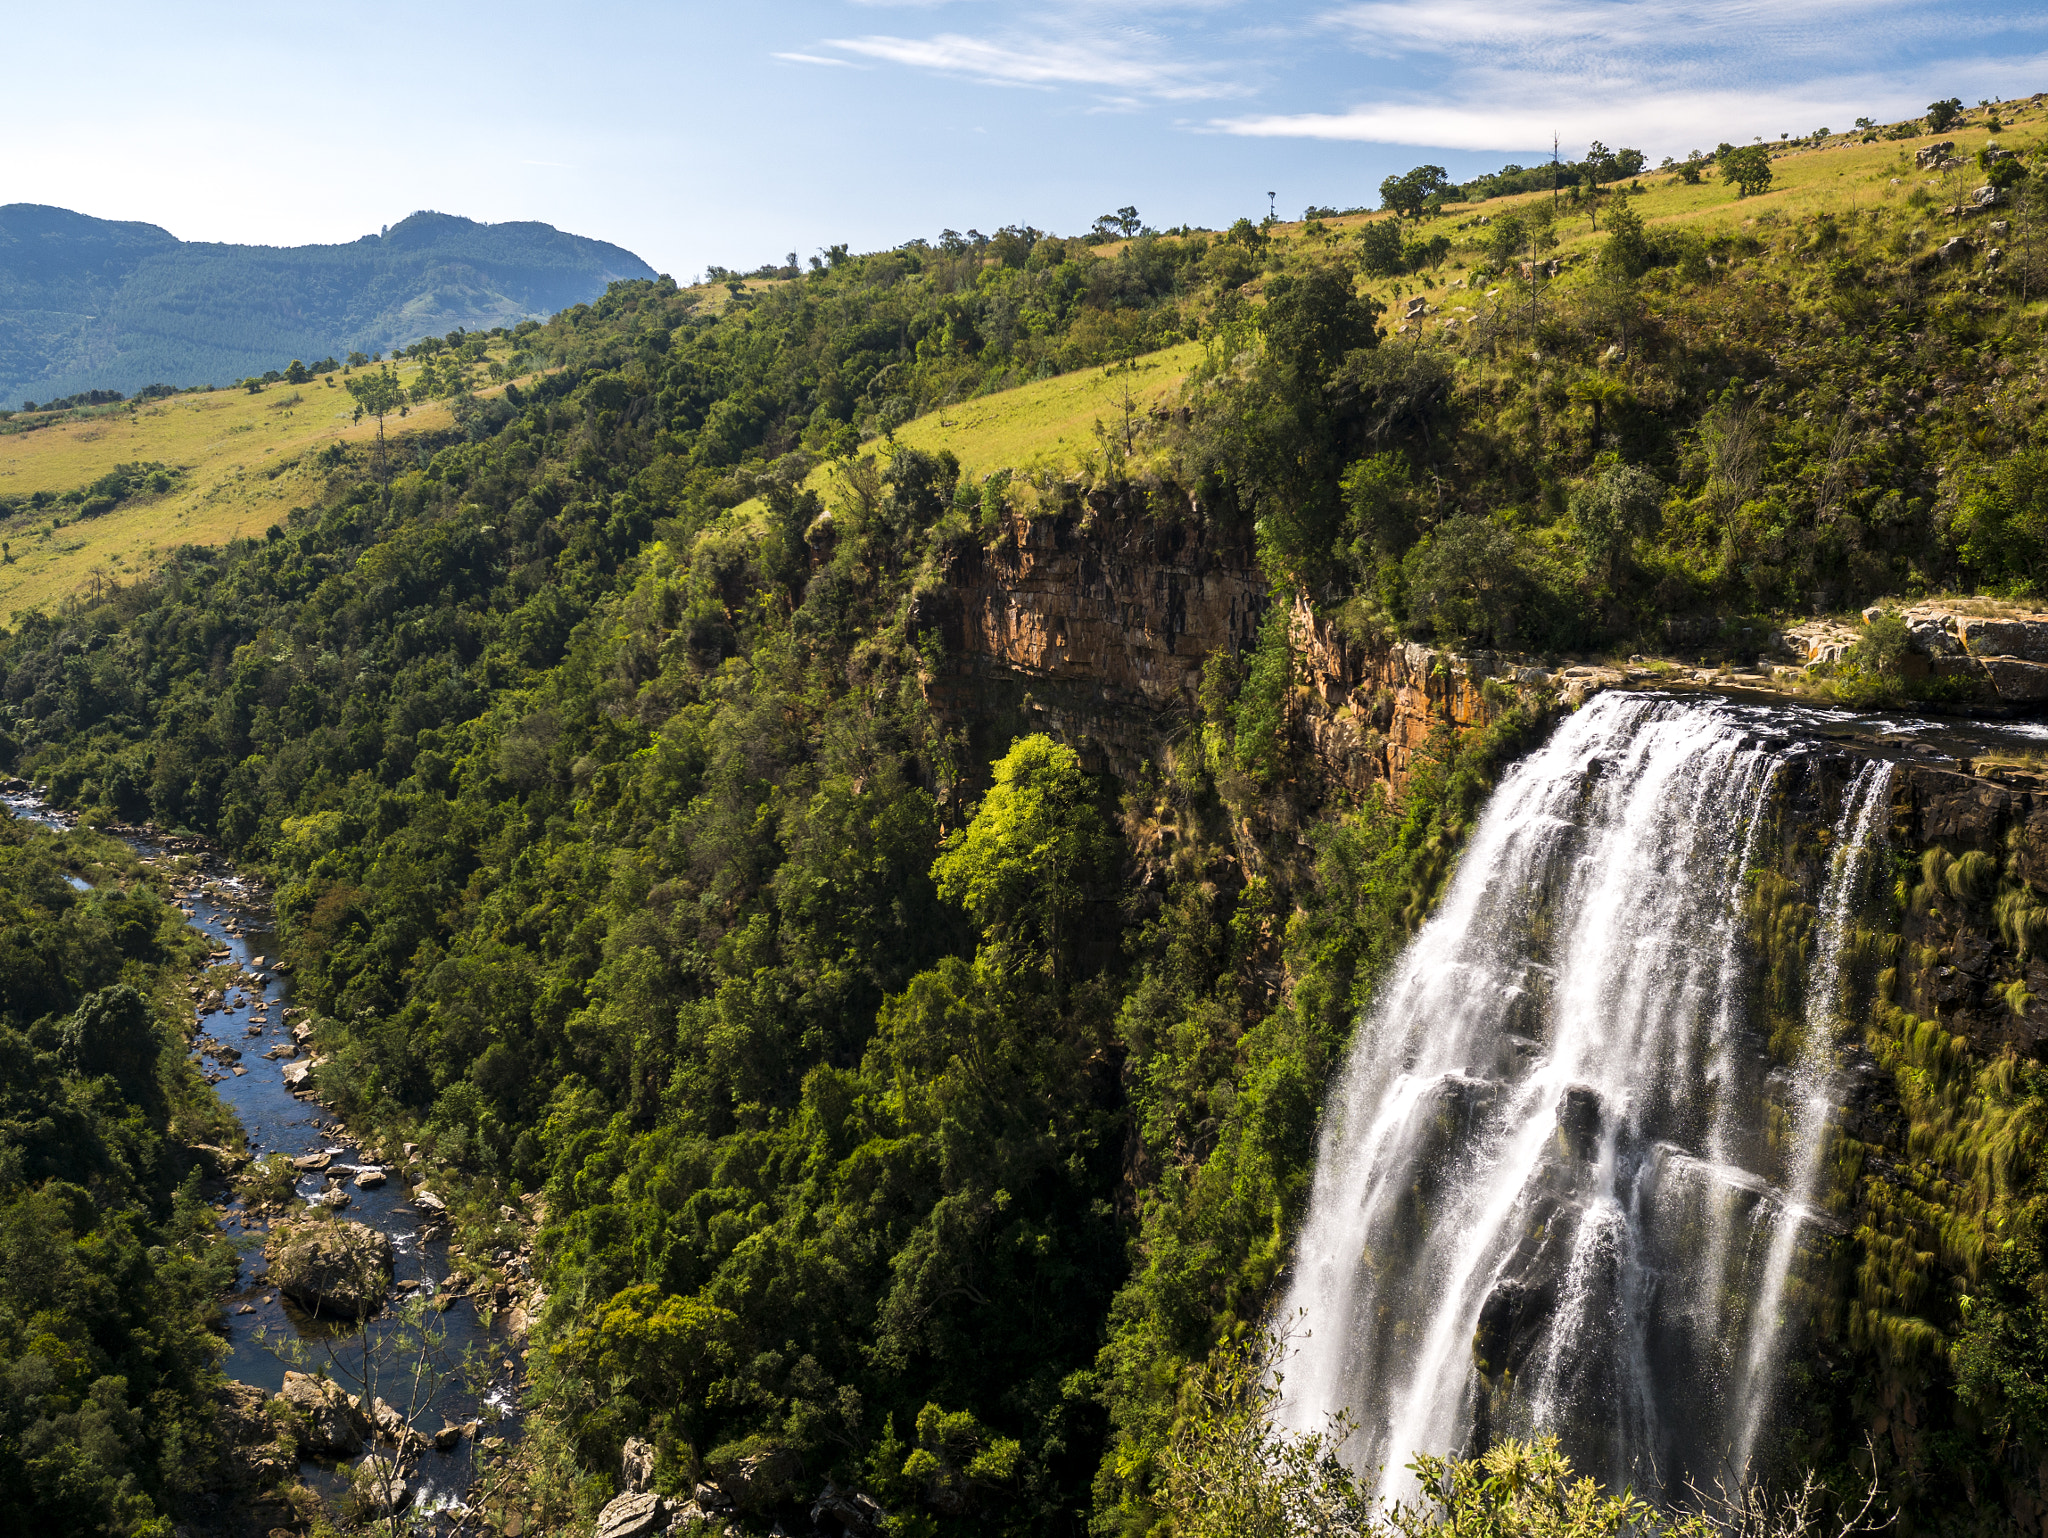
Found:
<box><xmin>0</xmin><ymin>206</ymin><xmax>654</xmax><ymax>408</ymax></box>
<box><xmin>0</xmin><ymin>817</ymin><xmax>239</xmax><ymax>1532</ymax></box>
<box><xmin>2</xmin><ymin>97</ymin><xmax>2048</xmax><ymax>1536</ymax></box>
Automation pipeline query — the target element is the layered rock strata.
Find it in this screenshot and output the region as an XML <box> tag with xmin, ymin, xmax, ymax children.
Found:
<box><xmin>920</xmin><ymin>501</ymin><xmax>1266</xmax><ymax>777</ymax></box>
<box><xmin>923</xmin><ymin>504</ymin><xmax>1516</xmax><ymax>794</ymax></box>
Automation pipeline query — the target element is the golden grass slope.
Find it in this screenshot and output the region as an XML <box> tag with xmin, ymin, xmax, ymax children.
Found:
<box><xmin>786</xmin><ymin>103</ymin><xmax>2048</xmax><ymax>517</ymax></box>
<box><xmin>0</xmin><ymin>351</ymin><xmax>522</xmax><ymax>620</ymax></box>
<box><xmin>14</xmin><ymin>99</ymin><xmax>2041</xmax><ymax>611</ymax></box>
<box><xmin>889</xmin><ymin>340</ymin><xmax>1203</xmax><ymax>478</ymax></box>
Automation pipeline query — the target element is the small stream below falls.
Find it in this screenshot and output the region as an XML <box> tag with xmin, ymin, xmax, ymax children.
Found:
<box><xmin>3</xmin><ymin>792</ymin><xmax>518</xmax><ymax>1526</ymax></box>
<box><xmin>1274</xmin><ymin>690</ymin><xmax>2045</xmax><ymax>1506</ymax></box>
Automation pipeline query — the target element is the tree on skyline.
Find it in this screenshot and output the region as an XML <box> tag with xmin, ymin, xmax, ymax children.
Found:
<box><xmin>1380</xmin><ymin>165</ymin><xmax>1451</xmax><ymax>220</ymax></box>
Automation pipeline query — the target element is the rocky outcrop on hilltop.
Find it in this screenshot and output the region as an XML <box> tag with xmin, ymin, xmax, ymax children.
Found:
<box><xmin>1783</xmin><ymin>603</ymin><xmax>2048</xmax><ymax>707</ymax></box>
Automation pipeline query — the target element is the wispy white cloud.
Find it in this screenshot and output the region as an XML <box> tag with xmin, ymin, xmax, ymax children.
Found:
<box><xmin>822</xmin><ymin>27</ymin><xmax>1246</xmax><ymax>98</ymax></box>
<box><xmin>1211</xmin><ymin>0</ymin><xmax>2048</xmax><ymax>155</ymax></box>
<box><xmin>788</xmin><ymin>3</ymin><xmax>1259</xmax><ymax>103</ymax></box>
<box><xmin>1218</xmin><ymin>87</ymin><xmax>1858</xmax><ymax>152</ymax></box>
<box><xmin>786</xmin><ymin>0</ymin><xmax>2047</xmax><ymax>158</ymax></box>
<box><xmin>773</xmin><ymin>51</ymin><xmax>864</xmax><ymax>67</ymax></box>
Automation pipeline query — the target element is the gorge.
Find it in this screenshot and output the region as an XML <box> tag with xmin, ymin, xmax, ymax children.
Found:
<box><xmin>12</xmin><ymin>150</ymin><xmax>2048</xmax><ymax>1534</ymax></box>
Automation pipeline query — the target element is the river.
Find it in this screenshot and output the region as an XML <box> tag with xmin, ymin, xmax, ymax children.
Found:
<box><xmin>3</xmin><ymin>791</ymin><xmax>520</xmax><ymax>1527</ymax></box>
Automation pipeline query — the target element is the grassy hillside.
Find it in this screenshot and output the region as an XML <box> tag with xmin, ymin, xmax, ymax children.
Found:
<box><xmin>0</xmin><ymin>206</ymin><xmax>654</xmax><ymax>409</ymax></box>
<box><xmin>0</xmin><ymin>344</ymin><xmax>543</xmax><ymax>617</ymax></box>
<box><xmin>892</xmin><ymin>340</ymin><xmax>1203</xmax><ymax>476</ymax></box>
<box><xmin>1331</xmin><ymin>110</ymin><xmax>2048</xmax><ymax>320</ymax></box>
<box><xmin>748</xmin><ymin>106</ymin><xmax>2047</xmax><ymax>534</ymax></box>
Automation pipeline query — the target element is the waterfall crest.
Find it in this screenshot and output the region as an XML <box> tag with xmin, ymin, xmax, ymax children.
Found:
<box><xmin>1276</xmin><ymin>693</ymin><xmax>1893</xmax><ymax>1503</ymax></box>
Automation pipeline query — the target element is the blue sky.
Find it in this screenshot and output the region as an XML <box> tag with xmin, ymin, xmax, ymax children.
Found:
<box><xmin>11</xmin><ymin>1</ymin><xmax>2046</xmax><ymax>279</ymax></box>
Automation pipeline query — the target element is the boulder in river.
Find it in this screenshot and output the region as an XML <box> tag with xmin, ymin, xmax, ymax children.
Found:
<box><xmin>277</xmin><ymin>1370</ymin><xmax>372</xmax><ymax>1456</ymax></box>
<box><xmin>353</xmin><ymin>1453</ymin><xmax>410</xmax><ymax>1517</ymax></box>
<box><xmin>352</xmin><ymin>1167</ymin><xmax>387</xmax><ymax>1188</ymax></box>
<box><xmin>264</xmin><ymin>1217</ymin><xmax>393</xmax><ymax>1316</ymax></box>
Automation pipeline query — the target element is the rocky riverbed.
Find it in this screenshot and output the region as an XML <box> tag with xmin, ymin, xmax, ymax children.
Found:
<box><xmin>1</xmin><ymin>791</ymin><xmax>546</xmax><ymax>1534</ymax></box>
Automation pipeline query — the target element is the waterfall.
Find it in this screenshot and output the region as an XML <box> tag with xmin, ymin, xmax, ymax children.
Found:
<box><xmin>1275</xmin><ymin>692</ymin><xmax>1893</xmax><ymax>1504</ymax></box>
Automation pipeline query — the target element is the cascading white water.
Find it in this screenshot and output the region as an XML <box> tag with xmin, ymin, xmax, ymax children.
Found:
<box><xmin>1276</xmin><ymin>692</ymin><xmax>1893</xmax><ymax>1504</ymax></box>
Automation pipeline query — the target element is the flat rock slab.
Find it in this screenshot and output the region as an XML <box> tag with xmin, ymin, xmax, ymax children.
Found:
<box><xmin>594</xmin><ymin>1490</ymin><xmax>667</xmax><ymax>1538</ymax></box>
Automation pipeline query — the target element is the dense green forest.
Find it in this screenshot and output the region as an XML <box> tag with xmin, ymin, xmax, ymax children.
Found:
<box><xmin>0</xmin><ymin>206</ymin><xmax>653</xmax><ymax>410</ymax></box>
<box><xmin>0</xmin><ymin>816</ymin><xmax>239</xmax><ymax>1534</ymax></box>
<box><xmin>2</xmin><ymin>116</ymin><xmax>2048</xmax><ymax>1534</ymax></box>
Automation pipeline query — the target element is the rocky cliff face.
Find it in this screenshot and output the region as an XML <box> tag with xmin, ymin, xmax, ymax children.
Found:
<box><xmin>1890</xmin><ymin>763</ymin><xmax>2048</xmax><ymax>1056</ymax></box>
<box><xmin>921</xmin><ymin>501</ymin><xmax>1266</xmax><ymax>777</ymax></box>
<box><xmin>1286</xmin><ymin>597</ymin><xmax>1556</xmax><ymax>795</ymax></box>
<box><xmin>924</xmin><ymin>504</ymin><xmax>1527</xmax><ymax>794</ymax></box>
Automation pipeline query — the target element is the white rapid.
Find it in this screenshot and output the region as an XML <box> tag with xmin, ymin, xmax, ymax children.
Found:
<box><xmin>1275</xmin><ymin>692</ymin><xmax>1893</xmax><ymax>1504</ymax></box>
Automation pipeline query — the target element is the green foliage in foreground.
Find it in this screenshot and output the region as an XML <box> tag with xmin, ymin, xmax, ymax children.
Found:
<box><xmin>0</xmin><ymin>820</ymin><xmax>237</xmax><ymax>1535</ymax></box>
<box><xmin>1163</xmin><ymin>1333</ymin><xmax>1888</xmax><ymax>1538</ymax></box>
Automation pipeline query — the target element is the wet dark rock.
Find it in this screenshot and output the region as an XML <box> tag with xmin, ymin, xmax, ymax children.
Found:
<box><xmin>1471</xmin><ymin>1196</ymin><xmax>1574</xmax><ymax>1382</ymax></box>
<box><xmin>1556</xmin><ymin>1085</ymin><xmax>1603</xmax><ymax>1160</ymax></box>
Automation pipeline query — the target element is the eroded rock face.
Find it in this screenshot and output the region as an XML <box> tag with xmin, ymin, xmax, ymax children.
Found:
<box><xmin>621</xmin><ymin>1434</ymin><xmax>655</xmax><ymax>1493</ymax></box>
<box><xmin>277</xmin><ymin>1370</ymin><xmax>371</xmax><ymax>1456</ymax></box>
<box><xmin>920</xmin><ymin>499</ymin><xmax>1267</xmax><ymax>781</ymax></box>
<box><xmin>922</xmin><ymin>503</ymin><xmax>1513</xmax><ymax>797</ymax></box>
<box><xmin>1892</xmin><ymin>767</ymin><xmax>2048</xmax><ymax>1056</ymax></box>
<box><xmin>1290</xmin><ymin>597</ymin><xmax>1546</xmax><ymax>794</ymax></box>
<box><xmin>264</xmin><ymin>1218</ymin><xmax>393</xmax><ymax>1316</ymax></box>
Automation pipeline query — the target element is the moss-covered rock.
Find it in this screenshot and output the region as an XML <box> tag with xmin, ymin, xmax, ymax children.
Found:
<box><xmin>264</xmin><ymin>1216</ymin><xmax>393</xmax><ymax>1317</ymax></box>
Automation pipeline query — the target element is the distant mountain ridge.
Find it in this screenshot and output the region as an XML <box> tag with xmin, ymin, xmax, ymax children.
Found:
<box><xmin>0</xmin><ymin>206</ymin><xmax>656</xmax><ymax>407</ymax></box>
